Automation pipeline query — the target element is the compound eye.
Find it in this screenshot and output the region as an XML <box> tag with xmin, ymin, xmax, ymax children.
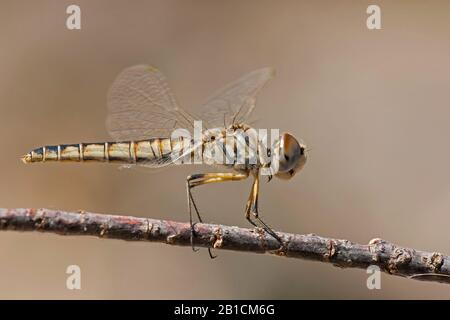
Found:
<box><xmin>300</xmin><ymin>147</ymin><xmax>305</xmax><ymax>156</ymax></box>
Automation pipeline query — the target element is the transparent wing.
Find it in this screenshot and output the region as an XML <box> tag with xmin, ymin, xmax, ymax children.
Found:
<box><xmin>199</xmin><ymin>67</ymin><xmax>275</xmax><ymax>129</ymax></box>
<box><xmin>106</xmin><ymin>65</ymin><xmax>203</xmax><ymax>170</ymax></box>
<box><xmin>118</xmin><ymin>140</ymin><xmax>204</xmax><ymax>171</ymax></box>
<box><xmin>106</xmin><ymin>65</ymin><xmax>198</xmax><ymax>141</ymax></box>
<box><xmin>139</xmin><ymin>138</ymin><xmax>204</xmax><ymax>169</ymax></box>
<box><xmin>113</xmin><ymin>138</ymin><xmax>204</xmax><ymax>171</ymax></box>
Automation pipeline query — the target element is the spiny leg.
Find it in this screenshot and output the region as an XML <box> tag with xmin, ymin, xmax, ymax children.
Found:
<box><xmin>186</xmin><ymin>172</ymin><xmax>249</xmax><ymax>258</ymax></box>
<box><xmin>187</xmin><ymin>183</ymin><xmax>211</xmax><ymax>256</ymax></box>
<box><xmin>245</xmin><ymin>172</ymin><xmax>286</xmax><ymax>251</ymax></box>
<box><xmin>186</xmin><ymin>180</ymin><xmax>200</xmax><ymax>253</ymax></box>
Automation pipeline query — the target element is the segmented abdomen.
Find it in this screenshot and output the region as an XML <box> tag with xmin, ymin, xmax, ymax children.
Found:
<box><xmin>25</xmin><ymin>138</ymin><xmax>185</xmax><ymax>164</ymax></box>
<box><xmin>24</xmin><ymin>126</ymin><xmax>273</xmax><ymax>170</ymax></box>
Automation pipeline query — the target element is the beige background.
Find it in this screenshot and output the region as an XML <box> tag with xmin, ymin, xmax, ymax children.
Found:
<box><xmin>1</xmin><ymin>0</ymin><xmax>450</xmax><ymax>299</ymax></box>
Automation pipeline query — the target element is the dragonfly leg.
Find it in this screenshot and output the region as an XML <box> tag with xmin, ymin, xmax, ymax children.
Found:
<box><xmin>245</xmin><ymin>171</ymin><xmax>287</xmax><ymax>252</ymax></box>
<box><xmin>186</xmin><ymin>172</ymin><xmax>249</xmax><ymax>258</ymax></box>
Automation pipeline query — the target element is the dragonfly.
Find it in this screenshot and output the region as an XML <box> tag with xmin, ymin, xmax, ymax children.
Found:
<box><xmin>21</xmin><ymin>65</ymin><xmax>307</xmax><ymax>257</ymax></box>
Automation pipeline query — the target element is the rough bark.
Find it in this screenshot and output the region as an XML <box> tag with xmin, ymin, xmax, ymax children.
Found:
<box><xmin>0</xmin><ymin>208</ymin><xmax>449</xmax><ymax>284</ymax></box>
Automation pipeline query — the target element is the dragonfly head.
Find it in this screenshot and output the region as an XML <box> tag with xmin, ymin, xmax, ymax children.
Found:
<box><xmin>275</xmin><ymin>133</ymin><xmax>307</xmax><ymax>180</ymax></box>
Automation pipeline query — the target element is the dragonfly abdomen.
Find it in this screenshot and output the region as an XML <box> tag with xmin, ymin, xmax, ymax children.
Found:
<box><xmin>22</xmin><ymin>138</ymin><xmax>177</xmax><ymax>164</ymax></box>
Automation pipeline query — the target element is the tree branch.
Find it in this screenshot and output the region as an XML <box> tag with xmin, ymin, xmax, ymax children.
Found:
<box><xmin>0</xmin><ymin>208</ymin><xmax>449</xmax><ymax>284</ymax></box>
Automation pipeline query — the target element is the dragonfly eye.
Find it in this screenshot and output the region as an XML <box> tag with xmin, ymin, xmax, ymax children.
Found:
<box><xmin>275</xmin><ymin>133</ymin><xmax>307</xmax><ymax>180</ymax></box>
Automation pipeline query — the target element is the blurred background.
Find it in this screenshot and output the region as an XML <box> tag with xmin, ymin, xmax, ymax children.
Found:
<box><xmin>1</xmin><ymin>0</ymin><xmax>450</xmax><ymax>299</ymax></box>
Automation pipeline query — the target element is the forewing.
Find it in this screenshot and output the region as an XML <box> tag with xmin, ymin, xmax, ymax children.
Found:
<box><xmin>106</xmin><ymin>65</ymin><xmax>197</xmax><ymax>141</ymax></box>
<box><xmin>111</xmin><ymin>138</ymin><xmax>204</xmax><ymax>171</ymax></box>
<box><xmin>139</xmin><ymin>138</ymin><xmax>204</xmax><ymax>169</ymax></box>
<box><xmin>199</xmin><ymin>67</ymin><xmax>275</xmax><ymax>128</ymax></box>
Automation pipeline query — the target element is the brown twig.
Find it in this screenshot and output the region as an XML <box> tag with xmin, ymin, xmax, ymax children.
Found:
<box><xmin>0</xmin><ymin>208</ymin><xmax>449</xmax><ymax>284</ymax></box>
